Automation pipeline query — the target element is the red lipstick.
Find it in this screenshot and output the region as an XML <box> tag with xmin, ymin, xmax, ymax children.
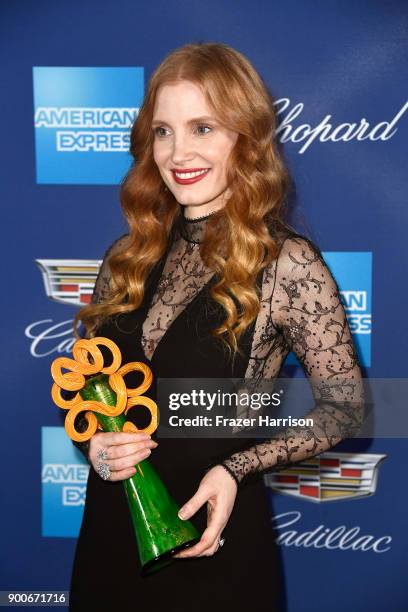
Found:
<box><xmin>171</xmin><ymin>168</ymin><xmax>211</xmax><ymax>185</ymax></box>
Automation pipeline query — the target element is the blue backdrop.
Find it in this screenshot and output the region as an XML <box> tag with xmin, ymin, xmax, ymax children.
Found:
<box><xmin>2</xmin><ymin>1</ymin><xmax>407</xmax><ymax>610</ymax></box>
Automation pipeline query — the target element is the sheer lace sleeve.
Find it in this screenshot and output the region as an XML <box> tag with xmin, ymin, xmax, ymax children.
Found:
<box><xmin>71</xmin><ymin>233</ymin><xmax>129</xmax><ymax>461</ymax></box>
<box><xmin>218</xmin><ymin>234</ymin><xmax>365</xmax><ymax>487</ymax></box>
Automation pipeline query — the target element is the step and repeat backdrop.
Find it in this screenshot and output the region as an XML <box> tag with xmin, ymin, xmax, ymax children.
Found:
<box><xmin>2</xmin><ymin>1</ymin><xmax>407</xmax><ymax>610</ymax></box>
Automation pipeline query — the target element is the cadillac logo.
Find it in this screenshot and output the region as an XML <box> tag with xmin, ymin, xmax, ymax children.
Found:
<box><xmin>264</xmin><ymin>452</ymin><xmax>386</xmax><ymax>502</ymax></box>
<box><xmin>36</xmin><ymin>259</ymin><xmax>101</xmax><ymax>306</ymax></box>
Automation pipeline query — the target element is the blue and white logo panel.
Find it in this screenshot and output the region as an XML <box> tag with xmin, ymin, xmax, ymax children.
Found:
<box><xmin>33</xmin><ymin>67</ymin><xmax>144</xmax><ymax>184</ymax></box>
<box><xmin>286</xmin><ymin>251</ymin><xmax>372</xmax><ymax>368</ymax></box>
<box><xmin>42</xmin><ymin>426</ymin><xmax>89</xmax><ymax>538</ymax></box>
<box><xmin>325</xmin><ymin>251</ymin><xmax>372</xmax><ymax>367</ymax></box>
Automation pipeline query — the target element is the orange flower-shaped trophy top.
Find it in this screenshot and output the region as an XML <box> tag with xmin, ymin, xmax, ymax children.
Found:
<box><xmin>50</xmin><ymin>337</ymin><xmax>158</xmax><ymax>442</ymax></box>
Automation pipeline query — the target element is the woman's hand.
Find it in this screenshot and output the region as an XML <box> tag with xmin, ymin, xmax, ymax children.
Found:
<box><xmin>173</xmin><ymin>465</ymin><xmax>238</xmax><ymax>558</ymax></box>
<box><xmin>89</xmin><ymin>431</ymin><xmax>158</xmax><ymax>481</ymax></box>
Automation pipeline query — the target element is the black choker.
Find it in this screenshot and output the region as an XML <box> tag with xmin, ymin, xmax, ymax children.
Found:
<box><xmin>178</xmin><ymin>208</ymin><xmax>221</xmax><ymax>243</ymax></box>
<box><xmin>183</xmin><ymin>208</ymin><xmax>221</xmax><ymax>222</ymax></box>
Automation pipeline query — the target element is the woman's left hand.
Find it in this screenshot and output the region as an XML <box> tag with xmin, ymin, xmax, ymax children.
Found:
<box><xmin>173</xmin><ymin>465</ymin><xmax>238</xmax><ymax>558</ymax></box>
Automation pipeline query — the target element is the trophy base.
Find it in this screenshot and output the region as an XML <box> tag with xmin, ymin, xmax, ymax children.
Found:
<box><xmin>141</xmin><ymin>537</ymin><xmax>201</xmax><ymax>577</ymax></box>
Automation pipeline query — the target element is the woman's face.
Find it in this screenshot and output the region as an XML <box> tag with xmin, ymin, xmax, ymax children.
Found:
<box><xmin>152</xmin><ymin>80</ymin><xmax>238</xmax><ymax>218</ymax></box>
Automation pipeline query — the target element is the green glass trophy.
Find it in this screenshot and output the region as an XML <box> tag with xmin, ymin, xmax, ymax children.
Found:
<box><xmin>51</xmin><ymin>336</ymin><xmax>200</xmax><ymax>576</ymax></box>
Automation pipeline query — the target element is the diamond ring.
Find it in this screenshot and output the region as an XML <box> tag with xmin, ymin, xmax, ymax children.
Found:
<box><xmin>96</xmin><ymin>461</ymin><xmax>111</xmax><ymax>481</ymax></box>
<box><xmin>97</xmin><ymin>447</ymin><xmax>109</xmax><ymax>461</ymax></box>
<box><xmin>219</xmin><ymin>538</ymin><xmax>225</xmax><ymax>548</ymax></box>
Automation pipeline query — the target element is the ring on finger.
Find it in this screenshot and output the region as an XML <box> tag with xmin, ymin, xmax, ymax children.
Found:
<box><xmin>219</xmin><ymin>537</ymin><xmax>225</xmax><ymax>548</ymax></box>
<box><xmin>96</xmin><ymin>461</ymin><xmax>111</xmax><ymax>481</ymax></box>
<box><xmin>97</xmin><ymin>447</ymin><xmax>109</xmax><ymax>461</ymax></box>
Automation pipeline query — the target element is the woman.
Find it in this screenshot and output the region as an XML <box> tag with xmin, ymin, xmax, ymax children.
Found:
<box><xmin>70</xmin><ymin>42</ymin><xmax>363</xmax><ymax>611</ymax></box>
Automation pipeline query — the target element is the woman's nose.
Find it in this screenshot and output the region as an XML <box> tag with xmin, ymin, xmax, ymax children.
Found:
<box><xmin>171</xmin><ymin>134</ymin><xmax>195</xmax><ymax>164</ymax></box>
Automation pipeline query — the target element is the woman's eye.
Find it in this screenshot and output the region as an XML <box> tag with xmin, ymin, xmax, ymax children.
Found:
<box><xmin>153</xmin><ymin>124</ymin><xmax>212</xmax><ymax>137</ymax></box>
<box><xmin>196</xmin><ymin>124</ymin><xmax>212</xmax><ymax>135</ymax></box>
<box><xmin>154</xmin><ymin>127</ymin><xmax>169</xmax><ymax>137</ymax></box>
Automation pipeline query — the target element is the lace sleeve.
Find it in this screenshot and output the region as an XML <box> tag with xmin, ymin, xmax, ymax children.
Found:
<box><xmin>217</xmin><ymin>234</ymin><xmax>365</xmax><ymax>487</ymax></box>
<box><xmin>71</xmin><ymin>233</ymin><xmax>130</xmax><ymax>462</ymax></box>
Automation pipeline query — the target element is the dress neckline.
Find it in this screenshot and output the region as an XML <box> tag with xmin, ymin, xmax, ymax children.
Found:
<box><xmin>178</xmin><ymin>206</ymin><xmax>222</xmax><ymax>244</ymax></box>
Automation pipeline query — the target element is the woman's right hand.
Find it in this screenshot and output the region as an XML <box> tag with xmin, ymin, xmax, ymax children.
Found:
<box><xmin>89</xmin><ymin>431</ymin><xmax>158</xmax><ymax>481</ymax></box>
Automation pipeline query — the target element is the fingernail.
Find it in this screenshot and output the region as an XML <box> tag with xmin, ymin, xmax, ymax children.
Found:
<box><xmin>178</xmin><ymin>508</ymin><xmax>186</xmax><ymax>520</ymax></box>
<box><xmin>143</xmin><ymin>449</ymin><xmax>151</xmax><ymax>456</ymax></box>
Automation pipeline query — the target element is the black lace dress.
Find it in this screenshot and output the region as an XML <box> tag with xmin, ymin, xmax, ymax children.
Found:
<box><xmin>69</xmin><ymin>207</ymin><xmax>363</xmax><ymax>612</ymax></box>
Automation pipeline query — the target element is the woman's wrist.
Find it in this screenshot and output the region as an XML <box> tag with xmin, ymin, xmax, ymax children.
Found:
<box><xmin>219</xmin><ymin>462</ymin><xmax>241</xmax><ymax>487</ymax></box>
<box><xmin>205</xmin><ymin>462</ymin><xmax>241</xmax><ymax>488</ymax></box>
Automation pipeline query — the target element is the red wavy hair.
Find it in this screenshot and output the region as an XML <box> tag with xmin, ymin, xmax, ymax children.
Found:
<box><xmin>73</xmin><ymin>42</ymin><xmax>293</xmax><ymax>359</ymax></box>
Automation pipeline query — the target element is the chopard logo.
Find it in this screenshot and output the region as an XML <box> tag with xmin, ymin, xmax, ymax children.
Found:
<box><xmin>274</xmin><ymin>98</ymin><xmax>408</xmax><ymax>154</ymax></box>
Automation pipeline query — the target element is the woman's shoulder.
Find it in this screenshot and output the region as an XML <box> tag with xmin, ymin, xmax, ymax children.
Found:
<box><xmin>102</xmin><ymin>232</ymin><xmax>131</xmax><ymax>260</ymax></box>
<box><xmin>266</xmin><ymin>217</ymin><xmax>323</xmax><ymax>264</ymax></box>
<box><xmin>264</xmin><ymin>219</ymin><xmax>340</xmax><ymax>304</ymax></box>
